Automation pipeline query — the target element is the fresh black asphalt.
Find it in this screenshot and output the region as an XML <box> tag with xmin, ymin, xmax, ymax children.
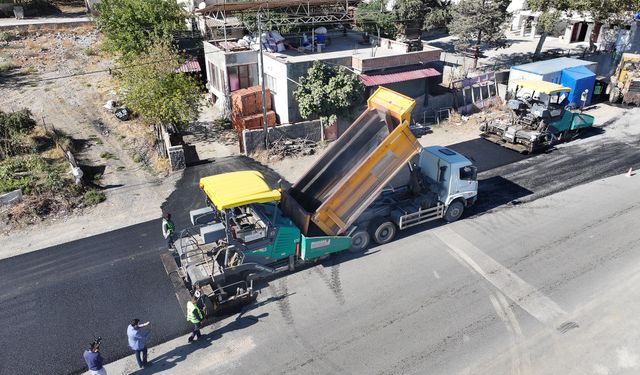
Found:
<box><xmin>0</xmin><ymin>155</ymin><xmax>288</xmax><ymax>375</ymax></box>
<box><xmin>1</xmin><ymin>127</ymin><xmax>639</xmax><ymax>374</ymax></box>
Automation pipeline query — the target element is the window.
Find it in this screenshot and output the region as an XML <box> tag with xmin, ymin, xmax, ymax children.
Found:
<box><xmin>228</xmin><ymin>64</ymin><xmax>257</xmax><ymax>92</ymax></box>
<box><xmin>264</xmin><ymin>73</ymin><xmax>277</xmax><ymax>94</ymax></box>
<box><xmin>459</xmin><ymin>166</ymin><xmax>477</xmax><ymax>181</ymax></box>
<box><xmin>208</xmin><ymin>62</ymin><xmax>217</xmax><ymax>90</ymax></box>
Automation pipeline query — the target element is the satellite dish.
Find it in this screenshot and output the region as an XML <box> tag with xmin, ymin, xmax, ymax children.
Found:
<box><xmin>198</xmin><ymin>2</ymin><xmax>206</xmax><ymax>9</ymax></box>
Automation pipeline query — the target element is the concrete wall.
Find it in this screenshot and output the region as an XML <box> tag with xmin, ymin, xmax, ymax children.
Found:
<box><xmin>242</xmin><ymin>120</ymin><xmax>323</xmax><ymax>155</ymax></box>
<box><xmin>277</xmin><ymin>56</ymin><xmax>352</xmax><ymax>124</ymax></box>
<box><xmin>204</xmin><ymin>41</ymin><xmax>259</xmax><ymax>114</ymax></box>
<box><xmin>353</xmin><ymin>49</ymin><xmax>441</xmax><ymax>72</ymax></box>
<box><xmin>263</xmin><ymin>54</ymin><xmax>290</xmax><ymax>123</ymax></box>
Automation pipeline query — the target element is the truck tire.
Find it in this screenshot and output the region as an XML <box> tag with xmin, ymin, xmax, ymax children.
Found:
<box><xmin>202</xmin><ymin>295</ymin><xmax>216</xmax><ymax>317</ymax></box>
<box><xmin>349</xmin><ymin>230</ymin><xmax>370</xmax><ymax>252</ymax></box>
<box><xmin>444</xmin><ymin>200</ymin><xmax>464</xmax><ymax>222</ymax></box>
<box><xmin>371</xmin><ymin>221</ymin><xmax>397</xmax><ymax>245</ymax></box>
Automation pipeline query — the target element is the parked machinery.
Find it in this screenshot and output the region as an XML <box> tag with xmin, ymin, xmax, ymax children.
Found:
<box><xmin>608</xmin><ymin>53</ymin><xmax>640</xmax><ymax>105</ymax></box>
<box><xmin>480</xmin><ymin>80</ymin><xmax>594</xmax><ymax>153</ymax></box>
<box><xmin>162</xmin><ymin>87</ymin><xmax>478</xmax><ymax>316</ymax></box>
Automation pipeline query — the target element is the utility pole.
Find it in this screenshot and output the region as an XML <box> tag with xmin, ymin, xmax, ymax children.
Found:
<box><xmin>258</xmin><ymin>12</ymin><xmax>269</xmax><ymax>150</ymax></box>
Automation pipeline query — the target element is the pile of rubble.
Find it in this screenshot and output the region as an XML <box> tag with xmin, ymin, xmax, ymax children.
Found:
<box><xmin>268</xmin><ymin>138</ymin><xmax>317</xmax><ymax>160</ymax></box>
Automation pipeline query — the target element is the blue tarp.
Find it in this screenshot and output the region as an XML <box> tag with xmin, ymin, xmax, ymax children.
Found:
<box><xmin>560</xmin><ymin>65</ymin><xmax>596</xmax><ymax>107</ymax></box>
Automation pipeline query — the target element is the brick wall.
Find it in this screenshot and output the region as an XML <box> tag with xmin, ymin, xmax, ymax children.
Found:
<box><xmin>353</xmin><ymin>49</ymin><xmax>442</xmax><ymax>72</ymax></box>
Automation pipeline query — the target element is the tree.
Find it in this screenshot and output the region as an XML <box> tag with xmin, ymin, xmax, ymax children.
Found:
<box><xmin>528</xmin><ymin>0</ymin><xmax>570</xmax><ymax>58</ymax></box>
<box><xmin>354</xmin><ymin>0</ymin><xmax>397</xmax><ymax>39</ymax></box>
<box><xmin>448</xmin><ymin>0</ymin><xmax>511</xmax><ymax>69</ymax></box>
<box><xmin>423</xmin><ymin>0</ymin><xmax>453</xmax><ymax>32</ymax></box>
<box><xmin>118</xmin><ymin>42</ymin><xmax>202</xmax><ymax>131</ymax></box>
<box><xmin>96</xmin><ymin>0</ymin><xmax>186</xmax><ymax>58</ymax></box>
<box><xmin>394</xmin><ymin>0</ymin><xmax>426</xmax><ymax>39</ymax></box>
<box><xmin>294</xmin><ymin>61</ymin><xmax>365</xmax><ymax>123</ymax></box>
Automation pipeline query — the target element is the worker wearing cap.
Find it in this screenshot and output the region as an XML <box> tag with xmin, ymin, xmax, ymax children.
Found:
<box><xmin>581</xmin><ymin>89</ymin><xmax>589</xmax><ymax>111</ymax></box>
<box><xmin>186</xmin><ymin>297</ymin><xmax>204</xmax><ymax>342</ymax></box>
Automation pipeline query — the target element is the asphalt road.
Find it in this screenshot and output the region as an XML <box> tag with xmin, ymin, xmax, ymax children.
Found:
<box><xmin>190</xmin><ymin>171</ymin><xmax>640</xmax><ymax>374</ymax></box>
<box><xmin>0</xmin><ymin>156</ymin><xmax>287</xmax><ymax>375</ymax></box>
<box><xmin>1</xmin><ymin>108</ymin><xmax>638</xmax><ymax>374</ymax></box>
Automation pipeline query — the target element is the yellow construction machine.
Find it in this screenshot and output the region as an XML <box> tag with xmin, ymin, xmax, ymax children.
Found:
<box><xmin>608</xmin><ymin>53</ymin><xmax>640</xmax><ymax>105</ymax></box>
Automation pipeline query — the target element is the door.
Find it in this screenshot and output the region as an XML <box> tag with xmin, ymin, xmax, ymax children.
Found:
<box><xmin>456</xmin><ymin>165</ymin><xmax>478</xmax><ymax>199</ymax></box>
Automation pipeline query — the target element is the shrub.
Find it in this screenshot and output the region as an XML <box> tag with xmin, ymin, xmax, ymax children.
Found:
<box><xmin>213</xmin><ymin>117</ymin><xmax>231</xmax><ymax>129</ymax></box>
<box><xmin>0</xmin><ymin>62</ymin><xmax>19</xmax><ymax>72</ymax></box>
<box><xmin>83</xmin><ymin>189</ymin><xmax>106</xmax><ymax>206</ymax></box>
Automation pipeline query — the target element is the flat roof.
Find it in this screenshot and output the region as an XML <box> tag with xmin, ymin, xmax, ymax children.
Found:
<box><xmin>265</xmin><ymin>33</ymin><xmax>410</xmax><ymax>64</ymax></box>
<box><xmin>512</xmin><ymin>57</ymin><xmax>595</xmax><ymax>75</ymax></box>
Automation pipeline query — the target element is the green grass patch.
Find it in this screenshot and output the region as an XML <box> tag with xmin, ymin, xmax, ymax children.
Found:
<box><xmin>83</xmin><ymin>47</ymin><xmax>97</xmax><ymax>56</ymax></box>
<box><xmin>0</xmin><ymin>62</ymin><xmax>19</xmax><ymax>73</ymax></box>
<box><xmin>83</xmin><ymin>189</ymin><xmax>106</xmax><ymax>206</ymax></box>
<box><xmin>100</xmin><ymin>151</ymin><xmax>116</xmax><ymax>159</ymax></box>
<box><xmin>24</xmin><ymin>66</ymin><xmax>38</xmax><ymax>75</ymax></box>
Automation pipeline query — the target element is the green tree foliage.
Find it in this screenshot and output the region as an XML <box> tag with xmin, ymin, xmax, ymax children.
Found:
<box><xmin>0</xmin><ymin>108</ymin><xmax>36</xmax><ymax>159</ymax></box>
<box><xmin>448</xmin><ymin>0</ymin><xmax>511</xmax><ymax>68</ymax></box>
<box><xmin>423</xmin><ymin>0</ymin><xmax>453</xmax><ymax>32</ymax></box>
<box><xmin>394</xmin><ymin>0</ymin><xmax>426</xmax><ymax>38</ymax></box>
<box><xmin>118</xmin><ymin>42</ymin><xmax>202</xmax><ymax>130</ymax></box>
<box><xmin>355</xmin><ymin>0</ymin><xmax>397</xmax><ymax>39</ymax></box>
<box><xmin>294</xmin><ymin>61</ymin><xmax>365</xmax><ymax>122</ymax></box>
<box><xmin>96</xmin><ymin>0</ymin><xmax>186</xmax><ymax>58</ymax></box>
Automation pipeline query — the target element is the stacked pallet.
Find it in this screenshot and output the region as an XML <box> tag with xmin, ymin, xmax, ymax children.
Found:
<box><xmin>230</xmin><ymin>86</ymin><xmax>277</xmax><ymax>131</ymax></box>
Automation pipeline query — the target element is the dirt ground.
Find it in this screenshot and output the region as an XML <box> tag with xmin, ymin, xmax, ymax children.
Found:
<box><xmin>0</xmin><ymin>26</ymin><xmax>179</xmax><ymax>258</ymax></box>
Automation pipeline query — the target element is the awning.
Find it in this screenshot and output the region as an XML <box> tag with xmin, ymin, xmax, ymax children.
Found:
<box><xmin>200</xmin><ymin>171</ymin><xmax>281</xmax><ymax>210</ymax></box>
<box><xmin>359</xmin><ymin>67</ymin><xmax>440</xmax><ymax>87</ymax></box>
<box><xmin>175</xmin><ymin>60</ymin><xmax>201</xmax><ymax>73</ymax></box>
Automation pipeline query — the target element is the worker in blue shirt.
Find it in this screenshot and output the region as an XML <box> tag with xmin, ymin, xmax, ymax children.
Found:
<box><xmin>83</xmin><ymin>342</ymin><xmax>106</xmax><ymax>375</ymax></box>
<box><xmin>127</xmin><ymin>319</ymin><xmax>151</xmax><ymax>368</ymax></box>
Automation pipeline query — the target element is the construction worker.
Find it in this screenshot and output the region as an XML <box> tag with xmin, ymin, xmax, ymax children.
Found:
<box><xmin>186</xmin><ymin>297</ymin><xmax>204</xmax><ymax>343</ymax></box>
<box><xmin>162</xmin><ymin>213</ymin><xmax>175</xmax><ymax>250</ymax></box>
<box><xmin>581</xmin><ymin>89</ymin><xmax>589</xmax><ymax>111</ymax></box>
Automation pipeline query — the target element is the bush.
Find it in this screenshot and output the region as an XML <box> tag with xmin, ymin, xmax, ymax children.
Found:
<box><xmin>0</xmin><ymin>62</ymin><xmax>19</xmax><ymax>72</ymax></box>
<box><xmin>0</xmin><ymin>175</ymin><xmax>32</xmax><ymax>194</ymax></box>
<box><xmin>83</xmin><ymin>47</ymin><xmax>97</xmax><ymax>56</ymax></box>
<box><xmin>83</xmin><ymin>189</ymin><xmax>106</xmax><ymax>206</ymax></box>
<box><xmin>213</xmin><ymin>117</ymin><xmax>232</xmax><ymax>129</ymax></box>
<box><xmin>0</xmin><ymin>109</ymin><xmax>37</xmax><ymax>158</ymax></box>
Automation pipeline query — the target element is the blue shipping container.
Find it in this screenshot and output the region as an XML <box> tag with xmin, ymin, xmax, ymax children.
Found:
<box><xmin>560</xmin><ymin>66</ymin><xmax>596</xmax><ymax>107</ymax></box>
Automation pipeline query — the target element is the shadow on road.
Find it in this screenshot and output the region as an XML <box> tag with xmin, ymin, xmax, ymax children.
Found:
<box><xmin>130</xmin><ymin>312</ymin><xmax>268</xmax><ymax>374</ymax></box>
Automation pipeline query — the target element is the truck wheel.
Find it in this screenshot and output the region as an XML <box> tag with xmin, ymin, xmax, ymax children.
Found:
<box><xmin>444</xmin><ymin>200</ymin><xmax>464</xmax><ymax>222</ymax></box>
<box><xmin>349</xmin><ymin>230</ymin><xmax>370</xmax><ymax>252</ymax></box>
<box><xmin>372</xmin><ymin>221</ymin><xmax>397</xmax><ymax>245</ymax></box>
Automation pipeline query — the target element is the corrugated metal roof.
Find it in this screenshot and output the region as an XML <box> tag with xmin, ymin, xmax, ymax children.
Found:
<box><xmin>175</xmin><ymin>60</ymin><xmax>201</xmax><ymax>73</ymax></box>
<box><xmin>511</xmin><ymin>57</ymin><xmax>594</xmax><ymax>75</ymax></box>
<box><xmin>359</xmin><ymin>67</ymin><xmax>440</xmax><ymax>87</ymax></box>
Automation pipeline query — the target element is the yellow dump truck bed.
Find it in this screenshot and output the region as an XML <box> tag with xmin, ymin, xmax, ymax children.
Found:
<box><xmin>281</xmin><ymin>87</ymin><xmax>421</xmax><ymax>236</ymax></box>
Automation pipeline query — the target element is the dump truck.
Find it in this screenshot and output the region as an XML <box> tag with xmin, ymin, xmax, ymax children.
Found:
<box><xmin>608</xmin><ymin>53</ymin><xmax>640</xmax><ymax>105</ymax></box>
<box><xmin>164</xmin><ymin>87</ymin><xmax>478</xmax><ymax>315</ymax></box>
<box><xmin>480</xmin><ymin>80</ymin><xmax>595</xmax><ymax>153</ymax></box>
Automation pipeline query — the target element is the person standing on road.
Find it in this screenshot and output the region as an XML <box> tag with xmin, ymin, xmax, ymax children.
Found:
<box><xmin>127</xmin><ymin>319</ymin><xmax>151</xmax><ymax>368</ymax></box>
<box><xmin>187</xmin><ymin>297</ymin><xmax>204</xmax><ymax>343</ymax></box>
<box><xmin>581</xmin><ymin>89</ymin><xmax>589</xmax><ymax>111</ymax></box>
<box><xmin>162</xmin><ymin>213</ymin><xmax>176</xmax><ymax>250</ymax></box>
<box><xmin>83</xmin><ymin>342</ymin><xmax>106</xmax><ymax>375</ymax></box>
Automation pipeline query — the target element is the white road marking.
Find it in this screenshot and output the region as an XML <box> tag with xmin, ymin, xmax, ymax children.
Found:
<box><xmin>435</xmin><ymin>227</ymin><xmax>566</xmax><ymax>326</ymax></box>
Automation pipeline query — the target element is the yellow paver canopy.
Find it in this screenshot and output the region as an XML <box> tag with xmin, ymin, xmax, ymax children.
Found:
<box><xmin>199</xmin><ymin>171</ymin><xmax>281</xmax><ymax>210</ymax></box>
<box><xmin>512</xmin><ymin>80</ymin><xmax>572</xmax><ymax>94</ymax></box>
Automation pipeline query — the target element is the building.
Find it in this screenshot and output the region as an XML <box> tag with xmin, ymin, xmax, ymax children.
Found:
<box><xmin>203</xmin><ymin>30</ymin><xmax>442</xmax><ymax>123</ymax></box>
<box><xmin>507</xmin><ymin>0</ymin><xmax>639</xmax><ymax>50</ymax></box>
